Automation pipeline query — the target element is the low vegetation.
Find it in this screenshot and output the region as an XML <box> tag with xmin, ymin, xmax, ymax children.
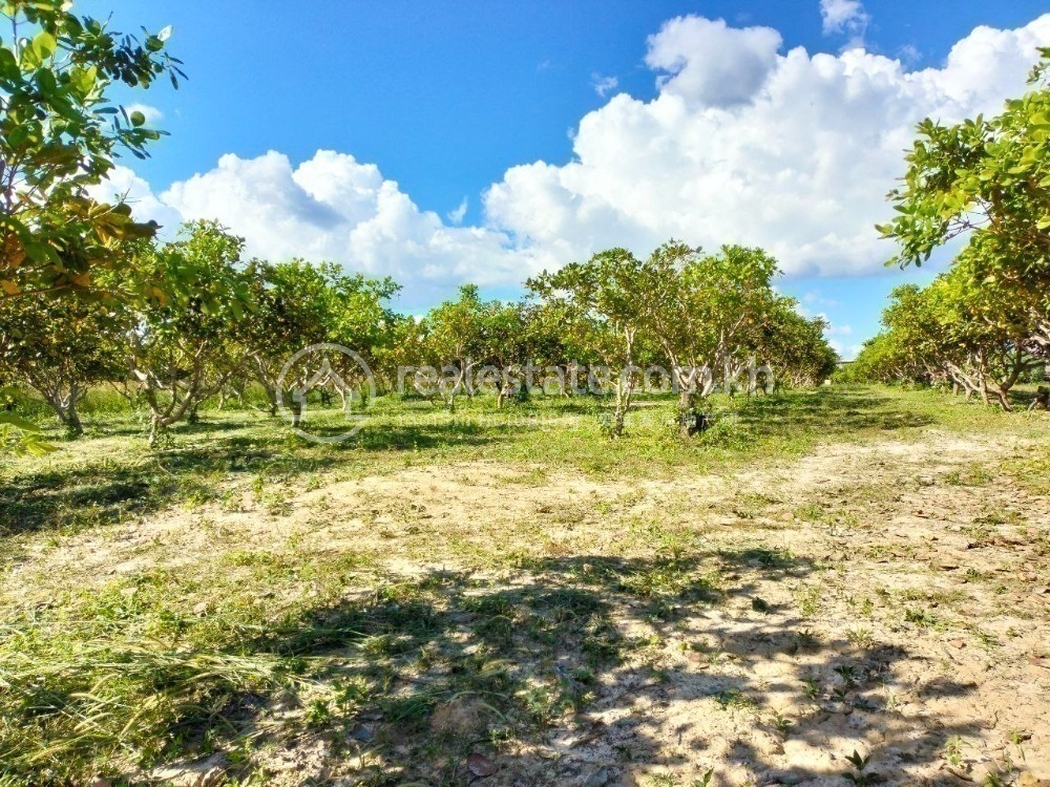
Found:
<box><xmin>1</xmin><ymin>386</ymin><xmax>1048</xmax><ymax>785</ymax></box>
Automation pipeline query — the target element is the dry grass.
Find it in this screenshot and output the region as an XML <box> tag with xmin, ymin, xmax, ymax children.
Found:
<box><xmin>1</xmin><ymin>385</ymin><xmax>1049</xmax><ymax>785</ymax></box>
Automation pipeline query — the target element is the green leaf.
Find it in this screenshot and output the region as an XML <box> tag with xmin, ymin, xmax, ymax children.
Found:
<box><xmin>0</xmin><ymin>412</ymin><xmax>41</xmax><ymax>432</ymax></box>
<box><xmin>21</xmin><ymin>436</ymin><xmax>58</xmax><ymax>456</ymax></box>
<box><xmin>70</xmin><ymin>65</ymin><xmax>98</xmax><ymax>96</ymax></box>
<box><xmin>0</xmin><ymin>45</ymin><xmax>18</xmax><ymax>79</ymax></box>
<box><xmin>31</xmin><ymin>31</ymin><xmax>57</xmax><ymax>61</ymax></box>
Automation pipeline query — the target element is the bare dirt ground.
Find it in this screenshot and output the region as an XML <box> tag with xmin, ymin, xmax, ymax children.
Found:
<box><xmin>5</xmin><ymin>426</ymin><xmax>1050</xmax><ymax>786</ymax></box>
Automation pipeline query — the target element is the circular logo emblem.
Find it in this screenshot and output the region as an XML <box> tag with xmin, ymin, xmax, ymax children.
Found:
<box><xmin>276</xmin><ymin>343</ymin><xmax>375</xmax><ymax>443</ymax></box>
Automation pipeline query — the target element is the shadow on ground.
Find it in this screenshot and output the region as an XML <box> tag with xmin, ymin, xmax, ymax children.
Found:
<box><xmin>736</xmin><ymin>389</ymin><xmax>936</xmax><ymax>437</ymax></box>
<box><xmin>181</xmin><ymin>550</ymin><xmax>978</xmax><ymax>784</ymax></box>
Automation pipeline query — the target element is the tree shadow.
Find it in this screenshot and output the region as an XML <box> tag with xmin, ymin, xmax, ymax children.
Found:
<box><xmin>0</xmin><ymin>463</ymin><xmax>159</xmax><ymax>538</ymax></box>
<box><xmin>0</xmin><ymin>418</ymin><xmax>513</xmax><ymax>541</ymax></box>
<box><xmin>165</xmin><ymin>548</ymin><xmax>984</xmax><ymax>785</ymax></box>
<box><xmin>736</xmin><ymin>389</ymin><xmax>937</xmax><ymax>436</ymax></box>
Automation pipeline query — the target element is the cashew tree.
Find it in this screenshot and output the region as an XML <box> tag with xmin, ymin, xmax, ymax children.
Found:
<box><xmin>880</xmin><ymin>47</ymin><xmax>1050</xmax><ymax>359</ymax></box>
<box><xmin>636</xmin><ymin>242</ymin><xmax>782</xmax><ymax>434</ymax></box>
<box><xmin>0</xmin><ymin>290</ymin><xmax>128</xmax><ymax>435</ymax></box>
<box><xmin>528</xmin><ymin>249</ymin><xmax>648</xmax><ymax>437</ymax></box>
<box><xmin>118</xmin><ymin>222</ymin><xmax>251</xmax><ymax>445</ymax></box>
<box><xmin>0</xmin><ymin>0</ymin><xmax>181</xmax><ymax>451</ymax></box>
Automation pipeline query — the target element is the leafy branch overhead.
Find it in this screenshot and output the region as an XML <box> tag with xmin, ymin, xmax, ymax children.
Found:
<box><xmin>864</xmin><ymin>47</ymin><xmax>1050</xmax><ymax>405</ymax></box>
<box><xmin>0</xmin><ymin>0</ymin><xmax>183</xmax><ymax>301</ymax></box>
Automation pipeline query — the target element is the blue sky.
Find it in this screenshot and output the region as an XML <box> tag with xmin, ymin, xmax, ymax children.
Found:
<box><xmin>85</xmin><ymin>0</ymin><xmax>1050</xmax><ymax>357</ymax></box>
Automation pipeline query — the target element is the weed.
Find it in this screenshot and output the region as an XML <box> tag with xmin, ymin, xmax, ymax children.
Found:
<box><xmin>904</xmin><ymin>607</ymin><xmax>940</xmax><ymax>628</ymax></box>
<box><xmin>714</xmin><ymin>688</ymin><xmax>757</xmax><ymax>712</ymax></box>
<box><xmin>942</xmin><ymin>736</ymin><xmax>966</xmax><ymax>768</ymax></box>
<box><xmin>846</xmin><ymin>627</ymin><xmax>875</xmax><ymax>648</ymax></box>
<box><xmin>844</xmin><ymin>749</ymin><xmax>874</xmax><ymax>785</ymax></box>
<box><xmin>796</xmin><ymin>585</ymin><xmax>823</xmax><ymax>617</ymax></box>
<box><xmin>834</xmin><ymin>664</ymin><xmax>858</xmax><ymax>687</ymax></box>
<box><xmin>771</xmin><ymin>709</ymin><xmax>793</xmax><ymax>736</ymax></box>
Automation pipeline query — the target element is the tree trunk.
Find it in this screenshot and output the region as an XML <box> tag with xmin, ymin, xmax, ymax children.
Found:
<box><xmin>148</xmin><ymin>415</ymin><xmax>165</xmax><ymax>447</ymax></box>
<box><xmin>612</xmin><ymin>401</ymin><xmax>627</xmax><ymax>438</ymax></box>
<box><xmin>64</xmin><ymin>393</ymin><xmax>84</xmax><ymax>437</ymax></box>
<box><xmin>677</xmin><ymin>386</ymin><xmax>696</xmax><ymax>438</ymax></box>
<box><xmin>291</xmin><ymin>390</ymin><xmax>304</xmax><ymax>427</ymax></box>
<box><xmin>46</xmin><ymin>383</ymin><xmax>84</xmax><ymax>438</ymax></box>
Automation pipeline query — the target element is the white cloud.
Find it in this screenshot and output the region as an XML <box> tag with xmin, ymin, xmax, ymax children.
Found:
<box><xmin>836</xmin><ymin>342</ymin><xmax>866</xmax><ymax>360</ymax></box>
<box><xmin>897</xmin><ymin>44</ymin><xmax>922</xmax><ymax>68</ymax></box>
<box><xmin>820</xmin><ymin>0</ymin><xmax>869</xmax><ymax>43</ymax></box>
<box><xmin>485</xmin><ymin>13</ymin><xmax>1050</xmax><ymax>280</ymax></box>
<box><xmin>155</xmin><ymin>150</ymin><xmax>550</xmax><ymax>297</ymax></box>
<box><xmin>802</xmin><ymin>290</ymin><xmax>842</xmax><ymax>309</ymax></box>
<box><xmin>827</xmin><ymin>338</ymin><xmax>862</xmax><ymax>359</ymax></box>
<box><xmin>592</xmin><ymin>74</ymin><xmax>619</xmax><ymax>97</ymax></box>
<box><xmin>447</xmin><ymin>197</ymin><xmax>468</xmax><ymax>225</ymax></box>
<box><xmin>644</xmin><ymin>16</ymin><xmax>782</xmax><ymax>107</ymax></box>
<box><xmin>101</xmin><ymin>13</ymin><xmax>1050</xmax><ymax>306</ymax></box>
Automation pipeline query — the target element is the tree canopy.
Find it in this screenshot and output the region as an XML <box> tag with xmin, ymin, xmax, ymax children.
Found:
<box><xmin>0</xmin><ymin>0</ymin><xmax>183</xmax><ymax>302</ymax></box>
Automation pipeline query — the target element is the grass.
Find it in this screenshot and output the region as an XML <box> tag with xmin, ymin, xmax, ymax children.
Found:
<box><xmin>1</xmin><ymin>384</ymin><xmax>1049</xmax><ymax>783</ymax></box>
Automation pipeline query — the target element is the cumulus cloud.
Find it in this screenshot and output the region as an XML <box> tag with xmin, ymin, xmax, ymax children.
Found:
<box><xmin>103</xmin><ymin>13</ymin><xmax>1050</xmax><ymax>305</ymax></box>
<box><xmin>105</xmin><ymin>151</ymin><xmax>551</xmax><ymax>305</ymax></box>
<box><xmin>832</xmin><ymin>341</ymin><xmax>866</xmax><ymax>360</ymax></box>
<box><xmin>820</xmin><ymin>0</ymin><xmax>869</xmax><ymax>44</ymax></box>
<box><xmin>897</xmin><ymin>44</ymin><xmax>922</xmax><ymax>68</ymax></box>
<box><xmin>485</xmin><ymin>13</ymin><xmax>1050</xmax><ymax>280</ymax></box>
<box><xmin>644</xmin><ymin>16</ymin><xmax>782</xmax><ymax>107</ymax></box>
<box><xmin>159</xmin><ymin>150</ymin><xmax>551</xmax><ymax>296</ymax></box>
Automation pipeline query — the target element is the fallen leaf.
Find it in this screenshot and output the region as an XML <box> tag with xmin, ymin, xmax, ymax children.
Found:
<box><xmin>466</xmin><ymin>753</ymin><xmax>498</xmax><ymax>778</ymax></box>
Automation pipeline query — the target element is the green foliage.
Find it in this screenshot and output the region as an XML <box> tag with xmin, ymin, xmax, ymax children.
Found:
<box><xmin>0</xmin><ymin>1</ymin><xmax>180</xmax><ymax>452</ymax></box>
<box><xmin>529</xmin><ymin>248</ymin><xmax>649</xmax><ymax>435</ymax></box>
<box><xmin>0</xmin><ymin>407</ymin><xmax>54</xmax><ymax>455</ymax></box>
<box><xmin>877</xmin><ymin>48</ymin><xmax>1050</xmax><ymax>405</ymax></box>
<box><xmin>850</xmin><ymin>260</ymin><xmax>1043</xmax><ymax>409</ymax></box>
<box><xmin>529</xmin><ymin>242</ymin><xmax>835</xmax><ymax>436</ymax></box>
<box><xmin>239</xmin><ymin>258</ymin><xmax>399</xmax><ymax>414</ymax></box>
<box><xmin>0</xmin><ymin>286</ymin><xmax>130</xmax><ymax>434</ymax></box>
<box><xmin>118</xmin><ymin>221</ymin><xmax>253</xmax><ymax>443</ymax></box>
<box><xmin>0</xmin><ymin>0</ymin><xmax>182</xmax><ymax>301</ymax></box>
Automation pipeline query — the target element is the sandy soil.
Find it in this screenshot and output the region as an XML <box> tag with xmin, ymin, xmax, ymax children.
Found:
<box><xmin>6</xmin><ymin>427</ymin><xmax>1049</xmax><ymax>786</ymax></box>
